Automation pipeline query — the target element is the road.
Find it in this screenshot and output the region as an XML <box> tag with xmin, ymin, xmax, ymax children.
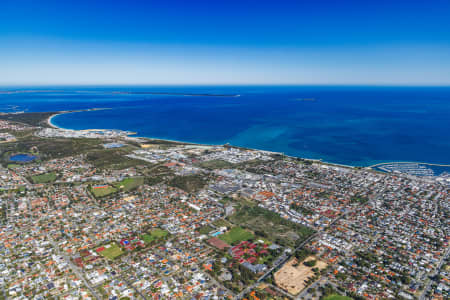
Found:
<box><xmin>295</xmin><ymin>277</ymin><xmax>326</xmax><ymax>300</ymax></box>
<box><xmin>1</xmin><ymin>283</ymin><xmax>6</xmax><ymax>300</ymax></box>
<box><xmin>419</xmin><ymin>246</ymin><xmax>450</xmax><ymax>300</ymax></box>
<box><xmin>267</xmin><ymin>283</ymin><xmax>294</xmax><ymax>299</ymax></box>
<box><xmin>234</xmin><ymin>193</ymin><xmax>372</xmax><ymax>300</ymax></box>
<box><xmin>48</xmin><ymin>237</ymin><xmax>101</xmax><ymax>300</ymax></box>
<box><xmin>119</xmin><ymin>272</ymin><xmax>148</xmax><ymax>300</ymax></box>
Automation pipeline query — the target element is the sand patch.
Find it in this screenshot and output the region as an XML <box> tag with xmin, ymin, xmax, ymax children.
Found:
<box><xmin>274</xmin><ymin>256</ymin><xmax>327</xmax><ymax>295</ymax></box>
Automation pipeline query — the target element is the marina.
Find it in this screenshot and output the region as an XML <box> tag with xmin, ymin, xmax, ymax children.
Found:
<box><xmin>371</xmin><ymin>162</ymin><xmax>450</xmax><ymax>177</ymax></box>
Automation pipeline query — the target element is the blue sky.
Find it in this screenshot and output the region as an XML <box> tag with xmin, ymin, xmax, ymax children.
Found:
<box><xmin>1</xmin><ymin>0</ymin><xmax>450</xmax><ymax>85</ymax></box>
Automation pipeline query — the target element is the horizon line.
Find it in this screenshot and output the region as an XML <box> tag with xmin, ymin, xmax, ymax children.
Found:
<box><xmin>1</xmin><ymin>83</ymin><xmax>450</xmax><ymax>88</ymax></box>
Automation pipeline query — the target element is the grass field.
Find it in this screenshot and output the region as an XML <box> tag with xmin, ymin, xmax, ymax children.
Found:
<box><xmin>90</xmin><ymin>185</ymin><xmax>118</xmax><ymax>198</ymax></box>
<box><xmin>114</xmin><ymin>177</ymin><xmax>144</xmax><ymax>191</ymax></box>
<box><xmin>219</xmin><ymin>227</ymin><xmax>254</xmax><ymax>245</ymax></box>
<box><xmin>323</xmin><ymin>295</ymin><xmax>352</xmax><ymax>300</ymax></box>
<box><xmin>151</xmin><ymin>228</ymin><xmax>168</xmax><ymax>238</ymax></box>
<box><xmin>141</xmin><ymin>228</ymin><xmax>169</xmax><ymax>244</ymax></box>
<box><xmin>141</xmin><ymin>234</ymin><xmax>154</xmax><ymax>244</ymax></box>
<box><xmin>31</xmin><ymin>172</ymin><xmax>57</xmax><ymax>184</ymax></box>
<box><xmin>7</xmin><ymin>164</ymin><xmax>20</xmax><ymax>169</ymax></box>
<box><xmin>98</xmin><ymin>243</ymin><xmax>123</xmax><ymax>260</ymax></box>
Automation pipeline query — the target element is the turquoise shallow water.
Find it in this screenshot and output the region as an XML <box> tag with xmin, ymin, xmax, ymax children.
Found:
<box><xmin>1</xmin><ymin>86</ymin><xmax>450</xmax><ymax>166</ymax></box>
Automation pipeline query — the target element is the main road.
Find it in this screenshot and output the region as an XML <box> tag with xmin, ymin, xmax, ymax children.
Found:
<box><xmin>48</xmin><ymin>236</ymin><xmax>101</xmax><ymax>300</ymax></box>
<box><xmin>419</xmin><ymin>246</ymin><xmax>450</xmax><ymax>300</ymax></box>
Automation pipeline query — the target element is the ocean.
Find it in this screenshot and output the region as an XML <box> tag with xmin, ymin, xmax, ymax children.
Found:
<box><xmin>1</xmin><ymin>86</ymin><xmax>450</xmax><ymax>167</ymax></box>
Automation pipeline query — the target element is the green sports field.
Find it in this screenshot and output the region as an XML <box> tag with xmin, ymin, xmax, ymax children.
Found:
<box><xmin>31</xmin><ymin>172</ymin><xmax>57</xmax><ymax>184</ymax></box>
<box><xmin>90</xmin><ymin>185</ymin><xmax>117</xmax><ymax>198</ymax></box>
<box><xmin>114</xmin><ymin>177</ymin><xmax>144</xmax><ymax>191</ymax></box>
<box><xmin>219</xmin><ymin>227</ymin><xmax>254</xmax><ymax>245</ymax></box>
<box><xmin>141</xmin><ymin>228</ymin><xmax>169</xmax><ymax>244</ymax></box>
<box><xmin>98</xmin><ymin>243</ymin><xmax>123</xmax><ymax>260</ymax></box>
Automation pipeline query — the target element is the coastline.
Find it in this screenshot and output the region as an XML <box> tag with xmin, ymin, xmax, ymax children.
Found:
<box><xmin>48</xmin><ymin>112</ymin><xmax>225</xmax><ymax>144</ymax></box>
<box><xmin>42</xmin><ymin>111</ymin><xmax>450</xmax><ymax>175</ymax></box>
<box><xmin>47</xmin><ymin>108</ymin><xmax>112</xmax><ymax>130</ymax></box>
<box><xmin>44</xmin><ymin>112</ymin><xmax>373</xmax><ymax>170</ymax></box>
<box><xmin>47</xmin><ymin>113</ymin><xmax>62</xmax><ymax>129</ymax></box>
<box><xmin>2</xmin><ymin>86</ymin><xmax>450</xmax><ymax>171</ymax></box>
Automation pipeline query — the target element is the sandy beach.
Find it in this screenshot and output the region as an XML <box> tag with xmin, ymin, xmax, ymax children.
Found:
<box><xmin>46</xmin><ymin>113</ymin><xmax>61</xmax><ymax>129</ymax></box>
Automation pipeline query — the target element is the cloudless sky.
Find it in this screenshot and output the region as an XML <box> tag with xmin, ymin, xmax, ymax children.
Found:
<box><xmin>1</xmin><ymin>0</ymin><xmax>450</xmax><ymax>85</ymax></box>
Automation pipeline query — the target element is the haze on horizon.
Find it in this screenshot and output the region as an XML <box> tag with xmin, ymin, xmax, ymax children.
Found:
<box><xmin>1</xmin><ymin>0</ymin><xmax>450</xmax><ymax>86</ymax></box>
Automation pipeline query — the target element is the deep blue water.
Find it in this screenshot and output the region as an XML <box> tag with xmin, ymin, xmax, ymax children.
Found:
<box><xmin>1</xmin><ymin>86</ymin><xmax>449</xmax><ymax>166</ymax></box>
<box><xmin>9</xmin><ymin>154</ymin><xmax>37</xmax><ymax>162</ymax></box>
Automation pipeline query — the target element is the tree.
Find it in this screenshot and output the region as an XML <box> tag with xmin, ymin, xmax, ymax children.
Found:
<box><xmin>304</xmin><ymin>260</ymin><xmax>317</xmax><ymax>267</ymax></box>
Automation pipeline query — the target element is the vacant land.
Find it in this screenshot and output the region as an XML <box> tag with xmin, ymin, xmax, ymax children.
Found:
<box><xmin>0</xmin><ymin>137</ymin><xmax>103</xmax><ymax>166</ymax></box>
<box><xmin>142</xmin><ymin>165</ymin><xmax>173</xmax><ymax>186</ymax></box>
<box><xmin>219</xmin><ymin>227</ymin><xmax>254</xmax><ymax>245</ymax></box>
<box><xmin>31</xmin><ymin>172</ymin><xmax>57</xmax><ymax>184</ymax></box>
<box><xmin>229</xmin><ymin>205</ymin><xmax>314</xmax><ymax>247</ymax></box>
<box><xmin>115</xmin><ymin>177</ymin><xmax>144</xmax><ymax>191</ymax></box>
<box><xmin>90</xmin><ymin>185</ymin><xmax>118</xmax><ymax>198</ymax></box>
<box><xmin>0</xmin><ymin>128</ymin><xmax>34</xmax><ymax>140</ymax></box>
<box><xmin>86</xmin><ymin>147</ymin><xmax>143</xmax><ymax>170</ymax></box>
<box><xmin>274</xmin><ymin>256</ymin><xmax>327</xmax><ymax>295</ymax></box>
<box><xmin>0</xmin><ymin>112</ymin><xmax>56</xmax><ymax>127</ymax></box>
<box><xmin>196</xmin><ymin>159</ymin><xmax>233</xmax><ymax>170</ymax></box>
<box><xmin>198</xmin><ymin>225</ymin><xmax>214</xmax><ymax>235</ymax></box>
<box><xmin>212</xmin><ymin>219</ymin><xmax>233</xmax><ymax>228</ymax></box>
<box><xmin>168</xmin><ymin>175</ymin><xmax>207</xmax><ymax>193</ymax></box>
<box><xmin>98</xmin><ymin>243</ymin><xmax>123</xmax><ymax>260</ymax></box>
<box><xmin>141</xmin><ymin>228</ymin><xmax>169</xmax><ymax>244</ymax></box>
